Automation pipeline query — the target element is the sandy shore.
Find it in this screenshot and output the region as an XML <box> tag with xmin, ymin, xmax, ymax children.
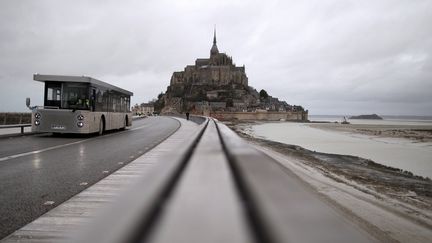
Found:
<box><xmin>309</xmin><ymin>122</ymin><xmax>432</xmax><ymax>143</ymax></box>
<box><xmin>226</xmin><ymin>121</ymin><xmax>432</xmax><ymax>242</ymax></box>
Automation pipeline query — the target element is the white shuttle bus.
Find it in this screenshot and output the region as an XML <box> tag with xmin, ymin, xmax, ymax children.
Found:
<box><xmin>28</xmin><ymin>74</ymin><xmax>133</xmax><ymax>135</ymax></box>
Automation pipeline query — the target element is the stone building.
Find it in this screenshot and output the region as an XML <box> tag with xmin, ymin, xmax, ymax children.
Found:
<box><xmin>169</xmin><ymin>30</ymin><xmax>248</xmax><ymax>88</ymax></box>
<box><xmin>133</xmin><ymin>103</ymin><xmax>154</xmax><ymax>115</ymax></box>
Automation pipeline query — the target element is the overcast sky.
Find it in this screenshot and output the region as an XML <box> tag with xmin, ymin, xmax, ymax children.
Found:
<box><xmin>1</xmin><ymin>0</ymin><xmax>431</xmax><ymax>115</ymax></box>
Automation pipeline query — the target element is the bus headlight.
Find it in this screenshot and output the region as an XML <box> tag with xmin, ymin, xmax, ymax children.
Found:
<box><xmin>77</xmin><ymin>122</ymin><xmax>84</xmax><ymax>128</ymax></box>
<box><xmin>34</xmin><ymin>120</ymin><xmax>40</xmax><ymax>126</ymax></box>
<box><xmin>35</xmin><ymin>113</ymin><xmax>41</xmax><ymax>119</ymax></box>
<box><xmin>77</xmin><ymin>114</ymin><xmax>84</xmax><ymax>120</ymax></box>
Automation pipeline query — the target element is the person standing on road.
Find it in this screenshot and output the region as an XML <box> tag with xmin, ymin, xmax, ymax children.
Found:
<box><xmin>186</xmin><ymin>112</ymin><xmax>190</xmax><ymax>120</ymax></box>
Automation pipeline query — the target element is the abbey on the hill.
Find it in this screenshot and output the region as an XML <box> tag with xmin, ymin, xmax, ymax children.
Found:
<box><xmin>158</xmin><ymin>30</ymin><xmax>307</xmax><ymax>121</ymax></box>
<box><xmin>170</xmin><ymin>29</ymin><xmax>248</xmax><ymax>88</ymax></box>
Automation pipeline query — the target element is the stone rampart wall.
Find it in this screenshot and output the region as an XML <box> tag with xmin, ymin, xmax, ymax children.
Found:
<box><xmin>210</xmin><ymin>111</ymin><xmax>308</xmax><ymax>121</ymax></box>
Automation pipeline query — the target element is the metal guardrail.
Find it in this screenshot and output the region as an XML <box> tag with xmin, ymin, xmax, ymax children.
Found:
<box><xmin>68</xmin><ymin>118</ymin><xmax>373</xmax><ymax>243</ymax></box>
<box><xmin>0</xmin><ymin>124</ymin><xmax>31</xmax><ymax>134</ymax></box>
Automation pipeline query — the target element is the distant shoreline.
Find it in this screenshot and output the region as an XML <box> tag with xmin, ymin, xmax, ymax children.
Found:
<box><xmin>309</xmin><ymin>114</ymin><xmax>432</xmax><ymax>121</ymax></box>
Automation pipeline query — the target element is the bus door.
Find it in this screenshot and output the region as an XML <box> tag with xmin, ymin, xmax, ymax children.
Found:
<box><xmin>44</xmin><ymin>82</ymin><xmax>61</xmax><ymax>108</ymax></box>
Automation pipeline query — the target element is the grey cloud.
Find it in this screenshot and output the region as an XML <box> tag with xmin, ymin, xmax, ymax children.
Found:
<box><xmin>0</xmin><ymin>0</ymin><xmax>431</xmax><ymax>115</ymax></box>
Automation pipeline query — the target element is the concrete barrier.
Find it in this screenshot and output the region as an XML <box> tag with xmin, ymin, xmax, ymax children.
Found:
<box><xmin>210</xmin><ymin>111</ymin><xmax>308</xmax><ymax>121</ymax></box>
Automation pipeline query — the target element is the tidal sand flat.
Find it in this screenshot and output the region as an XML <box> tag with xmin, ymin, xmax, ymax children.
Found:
<box><xmin>248</xmin><ymin>121</ymin><xmax>432</xmax><ymax>179</ymax></box>
<box><xmin>309</xmin><ymin>122</ymin><xmax>432</xmax><ymax>143</ymax></box>
<box><xmin>228</xmin><ymin>120</ymin><xmax>431</xmax><ymax>204</ymax></box>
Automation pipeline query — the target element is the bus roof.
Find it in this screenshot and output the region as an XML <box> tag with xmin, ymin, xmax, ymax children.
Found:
<box><xmin>33</xmin><ymin>74</ymin><xmax>133</xmax><ymax>96</ymax></box>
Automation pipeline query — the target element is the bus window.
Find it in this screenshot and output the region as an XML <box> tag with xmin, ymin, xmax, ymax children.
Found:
<box><xmin>47</xmin><ymin>88</ymin><xmax>61</xmax><ymax>101</ymax></box>
<box><xmin>94</xmin><ymin>89</ymin><xmax>104</xmax><ymax>112</ymax></box>
<box><xmin>120</xmin><ymin>97</ymin><xmax>125</xmax><ymax>112</ymax></box>
<box><xmin>125</xmin><ymin>97</ymin><xmax>130</xmax><ymax>112</ymax></box>
<box><xmin>62</xmin><ymin>83</ymin><xmax>90</xmax><ymax>110</ymax></box>
<box><xmin>91</xmin><ymin>89</ymin><xmax>96</xmax><ymax>111</ymax></box>
<box><xmin>109</xmin><ymin>92</ymin><xmax>122</xmax><ymax>112</ymax></box>
<box><xmin>102</xmin><ymin>91</ymin><xmax>109</xmax><ymax>112</ymax></box>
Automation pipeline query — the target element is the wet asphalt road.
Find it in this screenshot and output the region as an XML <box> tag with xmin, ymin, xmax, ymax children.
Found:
<box><xmin>0</xmin><ymin>117</ymin><xmax>180</xmax><ymax>239</ymax></box>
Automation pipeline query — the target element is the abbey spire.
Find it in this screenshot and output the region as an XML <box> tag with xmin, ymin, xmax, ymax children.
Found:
<box><xmin>210</xmin><ymin>28</ymin><xmax>219</xmax><ymax>56</ymax></box>
<box><xmin>213</xmin><ymin>28</ymin><xmax>217</xmax><ymax>44</ymax></box>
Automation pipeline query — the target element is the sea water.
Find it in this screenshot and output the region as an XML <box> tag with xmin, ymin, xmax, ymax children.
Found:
<box><xmin>249</xmin><ymin>117</ymin><xmax>432</xmax><ymax>178</ymax></box>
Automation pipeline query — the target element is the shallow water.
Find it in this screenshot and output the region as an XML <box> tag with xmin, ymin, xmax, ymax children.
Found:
<box><xmin>250</xmin><ymin>122</ymin><xmax>432</xmax><ymax>178</ymax></box>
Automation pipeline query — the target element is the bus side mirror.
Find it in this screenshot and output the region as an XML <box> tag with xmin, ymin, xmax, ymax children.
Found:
<box><xmin>26</xmin><ymin>98</ymin><xmax>31</xmax><ymax>108</ymax></box>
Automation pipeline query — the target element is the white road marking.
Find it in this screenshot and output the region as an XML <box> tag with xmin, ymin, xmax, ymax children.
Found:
<box><xmin>43</xmin><ymin>201</ymin><xmax>55</xmax><ymax>206</ymax></box>
<box><xmin>0</xmin><ymin>123</ymin><xmax>152</xmax><ymax>162</ymax></box>
<box><xmin>129</xmin><ymin>124</ymin><xmax>150</xmax><ymax>131</ymax></box>
<box><xmin>0</xmin><ymin>139</ymin><xmax>89</xmax><ymax>162</ymax></box>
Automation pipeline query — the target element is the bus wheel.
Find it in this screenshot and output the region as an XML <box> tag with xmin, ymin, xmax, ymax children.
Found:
<box><xmin>98</xmin><ymin>118</ymin><xmax>104</xmax><ymax>135</ymax></box>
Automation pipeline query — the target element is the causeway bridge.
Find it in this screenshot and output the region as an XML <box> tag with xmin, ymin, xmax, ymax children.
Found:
<box><xmin>0</xmin><ymin>116</ymin><xmax>376</xmax><ymax>242</ymax></box>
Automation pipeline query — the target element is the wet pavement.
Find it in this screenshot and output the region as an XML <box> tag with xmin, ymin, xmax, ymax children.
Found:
<box><xmin>0</xmin><ymin>117</ymin><xmax>179</xmax><ymax>239</ymax></box>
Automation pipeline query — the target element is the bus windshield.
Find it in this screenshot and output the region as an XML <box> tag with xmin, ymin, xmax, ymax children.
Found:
<box><xmin>61</xmin><ymin>83</ymin><xmax>90</xmax><ymax>110</ymax></box>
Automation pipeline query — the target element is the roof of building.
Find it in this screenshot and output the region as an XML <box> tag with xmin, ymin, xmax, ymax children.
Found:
<box><xmin>195</xmin><ymin>58</ymin><xmax>210</xmax><ymax>66</ymax></box>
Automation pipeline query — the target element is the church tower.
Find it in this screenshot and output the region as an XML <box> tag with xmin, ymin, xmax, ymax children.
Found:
<box><xmin>210</xmin><ymin>28</ymin><xmax>219</xmax><ymax>57</ymax></box>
